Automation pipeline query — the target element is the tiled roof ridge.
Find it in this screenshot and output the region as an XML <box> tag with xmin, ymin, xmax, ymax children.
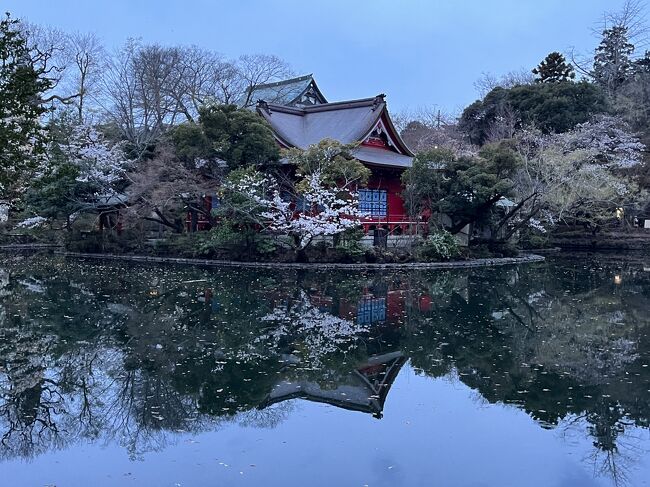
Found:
<box><xmin>258</xmin><ymin>94</ymin><xmax>385</xmax><ymax>115</ymax></box>
<box><xmin>251</xmin><ymin>73</ymin><xmax>313</xmax><ymax>90</ymax></box>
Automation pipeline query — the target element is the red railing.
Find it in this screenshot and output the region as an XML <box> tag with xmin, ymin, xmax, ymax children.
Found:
<box><xmin>361</xmin><ymin>215</ymin><xmax>427</xmax><ymax>236</ymax></box>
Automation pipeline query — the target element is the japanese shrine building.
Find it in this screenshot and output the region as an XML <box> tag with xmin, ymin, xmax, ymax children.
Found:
<box><xmin>250</xmin><ymin>75</ymin><xmax>416</xmax><ymax>234</ymax></box>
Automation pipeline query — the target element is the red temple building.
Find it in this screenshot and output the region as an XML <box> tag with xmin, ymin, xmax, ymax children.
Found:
<box><xmin>251</xmin><ymin>75</ymin><xmax>419</xmax><ymax>236</ymax></box>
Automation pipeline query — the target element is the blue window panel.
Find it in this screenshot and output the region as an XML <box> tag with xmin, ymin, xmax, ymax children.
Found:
<box><xmin>358</xmin><ymin>189</ymin><xmax>388</xmax><ymax>217</ymax></box>
<box><xmin>356</xmin><ymin>297</ymin><xmax>387</xmax><ymax>325</ymax></box>
<box><xmin>295</xmin><ymin>196</ymin><xmax>311</xmax><ymax>212</ymax></box>
<box><xmin>211</xmin><ymin>194</ymin><xmax>220</xmax><ymax>209</ymax></box>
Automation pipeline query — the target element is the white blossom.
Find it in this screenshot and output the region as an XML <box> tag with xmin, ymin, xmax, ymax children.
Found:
<box><xmin>527</xmin><ymin>218</ymin><xmax>546</xmax><ymax>233</ymax></box>
<box><xmin>227</xmin><ymin>169</ymin><xmax>366</xmax><ymax>249</ymax></box>
<box><xmin>511</xmin><ymin>117</ymin><xmax>647</xmax><ymax>232</ymax></box>
<box><xmin>58</xmin><ymin>124</ymin><xmax>130</xmax><ymax>193</ymax></box>
<box><xmin>559</xmin><ymin>115</ymin><xmax>645</xmax><ymax>169</ymax></box>
<box><xmin>16</xmin><ymin>216</ymin><xmax>47</xmax><ymax>229</ymax></box>
<box><xmin>251</xmin><ymin>291</ymin><xmax>369</xmax><ymax>367</ymax></box>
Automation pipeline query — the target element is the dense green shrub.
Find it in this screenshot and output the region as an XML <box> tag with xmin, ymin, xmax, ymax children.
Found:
<box><xmin>490</xmin><ymin>241</ymin><xmax>519</xmax><ymax>257</ymax></box>
<box><xmin>334</xmin><ymin>228</ymin><xmax>365</xmax><ymax>262</ymax></box>
<box><xmin>154</xmin><ymin>234</ymin><xmax>202</xmax><ymax>257</ymax></box>
<box><xmin>202</xmin><ymin>220</ymin><xmax>277</xmax><ymax>259</ymax></box>
<box><xmin>65</xmin><ymin>229</ymin><xmax>145</xmax><ymax>253</ymax></box>
<box><xmin>519</xmin><ymin>229</ymin><xmax>552</xmax><ymax>249</ymax></box>
<box><xmin>417</xmin><ymin>230</ymin><xmax>461</xmax><ymax>261</ymax></box>
<box><xmin>469</xmin><ymin>241</ymin><xmax>519</xmax><ymax>258</ymax></box>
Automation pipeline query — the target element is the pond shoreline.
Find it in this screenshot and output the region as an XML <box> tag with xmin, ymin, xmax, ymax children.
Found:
<box><xmin>25</xmin><ymin>249</ymin><xmax>546</xmax><ymax>270</ymax></box>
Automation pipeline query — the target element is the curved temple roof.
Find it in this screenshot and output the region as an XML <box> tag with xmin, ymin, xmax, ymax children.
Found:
<box><xmin>257</xmin><ymin>95</ymin><xmax>414</xmax><ymax>168</ymax></box>
<box><xmin>240</xmin><ymin>74</ymin><xmax>327</xmax><ymax>108</ymax></box>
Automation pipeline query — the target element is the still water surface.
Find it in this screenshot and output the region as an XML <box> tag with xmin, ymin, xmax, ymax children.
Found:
<box><xmin>0</xmin><ymin>253</ymin><xmax>648</xmax><ymax>487</ymax></box>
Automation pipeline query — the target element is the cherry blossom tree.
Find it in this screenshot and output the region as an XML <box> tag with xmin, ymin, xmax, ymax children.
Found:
<box><xmin>223</xmin><ymin>140</ymin><xmax>370</xmax><ymax>258</ymax></box>
<box><xmin>226</xmin><ymin>167</ymin><xmax>364</xmax><ymax>251</ymax></box>
<box><xmin>557</xmin><ymin>114</ymin><xmax>645</xmax><ymax>169</ymax></box>
<box><xmin>59</xmin><ymin>122</ymin><xmax>130</xmax><ymax>191</ymax></box>
<box><xmin>508</xmin><ymin>118</ymin><xmax>646</xmax><ymax>234</ymax></box>
<box><xmin>21</xmin><ymin>118</ymin><xmax>130</xmax><ymax>230</ymax></box>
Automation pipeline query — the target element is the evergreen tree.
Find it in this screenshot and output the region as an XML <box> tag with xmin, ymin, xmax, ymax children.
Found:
<box><xmin>633</xmin><ymin>50</ymin><xmax>650</xmax><ymax>75</ymax></box>
<box><xmin>459</xmin><ymin>82</ymin><xmax>607</xmax><ymax>145</ymax></box>
<box><xmin>172</xmin><ymin>104</ymin><xmax>280</xmax><ymax>171</ymax></box>
<box><xmin>401</xmin><ymin>141</ymin><xmax>521</xmax><ymax>236</ymax></box>
<box><xmin>532</xmin><ymin>52</ymin><xmax>575</xmax><ymax>83</ymax></box>
<box><xmin>0</xmin><ymin>13</ymin><xmax>53</xmax><ymax>202</ymax></box>
<box><xmin>593</xmin><ymin>26</ymin><xmax>635</xmax><ymax>93</ymax></box>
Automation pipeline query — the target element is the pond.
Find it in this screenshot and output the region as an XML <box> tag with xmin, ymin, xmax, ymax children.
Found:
<box><xmin>0</xmin><ymin>252</ymin><xmax>648</xmax><ymax>487</ymax></box>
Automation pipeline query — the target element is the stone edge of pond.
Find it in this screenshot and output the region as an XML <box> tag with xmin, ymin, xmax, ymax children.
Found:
<box><xmin>0</xmin><ymin>243</ymin><xmax>62</xmax><ymax>250</ymax></box>
<box><xmin>48</xmin><ymin>250</ymin><xmax>545</xmax><ymax>270</ymax></box>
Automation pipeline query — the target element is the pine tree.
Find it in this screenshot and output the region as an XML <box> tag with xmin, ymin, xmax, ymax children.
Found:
<box><xmin>0</xmin><ymin>13</ymin><xmax>53</xmax><ymax>202</ymax></box>
<box><xmin>532</xmin><ymin>52</ymin><xmax>575</xmax><ymax>83</ymax></box>
<box><xmin>593</xmin><ymin>26</ymin><xmax>635</xmax><ymax>94</ymax></box>
<box><xmin>633</xmin><ymin>50</ymin><xmax>650</xmax><ymax>75</ymax></box>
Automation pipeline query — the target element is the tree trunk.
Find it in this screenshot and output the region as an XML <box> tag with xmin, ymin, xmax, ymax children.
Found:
<box><xmin>189</xmin><ymin>210</ymin><xmax>198</xmax><ymax>233</ymax></box>
<box><xmin>294</xmin><ymin>235</ymin><xmax>308</xmax><ymax>262</ymax></box>
<box><xmin>448</xmin><ymin>194</ymin><xmax>503</xmax><ymax>235</ymax></box>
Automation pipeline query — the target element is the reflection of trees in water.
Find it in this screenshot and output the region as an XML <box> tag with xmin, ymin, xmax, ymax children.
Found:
<box><xmin>0</xmin><ymin>254</ymin><xmax>648</xmax><ymax>485</ymax></box>
<box><xmin>238</xmin><ymin>402</ymin><xmax>295</xmax><ymax>429</ymax></box>
<box><xmin>0</xmin><ymin>338</ymin><xmax>238</xmax><ymax>460</ymax></box>
<box><xmin>0</xmin><ymin>299</ymin><xmax>61</xmax><ymax>459</ymax></box>
<box><xmin>586</xmin><ymin>401</ymin><xmax>637</xmax><ymax>487</ymax></box>
<box><xmin>0</xmin><ymin>366</ymin><xmax>65</xmax><ymax>459</ymax></box>
<box><xmin>0</xmin><ymin>257</ymin><xmax>375</xmax><ymax>460</ymax></box>
<box><xmin>256</xmin><ymin>290</ymin><xmax>370</xmax><ymax>368</ymax></box>
<box><xmin>559</xmin><ymin>401</ymin><xmax>647</xmax><ymax>487</ymax></box>
<box><xmin>401</xmin><ymin>258</ymin><xmax>650</xmax><ymax>486</ymax></box>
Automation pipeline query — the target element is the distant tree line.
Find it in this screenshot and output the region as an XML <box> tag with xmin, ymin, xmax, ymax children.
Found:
<box><xmin>400</xmin><ymin>0</ymin><xmax>650</xmax><ymax>241</ymax></box>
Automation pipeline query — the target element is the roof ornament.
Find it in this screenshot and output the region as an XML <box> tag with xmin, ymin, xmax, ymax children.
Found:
<box><xmin>257</xmin><ymin>99</ymin><xmax>271</xmax><ymax>113</ymax></box>
<box><xmin>372</xmin><ymin>94</ymin><xmax>386</xmax><ymax>111</ymax></box>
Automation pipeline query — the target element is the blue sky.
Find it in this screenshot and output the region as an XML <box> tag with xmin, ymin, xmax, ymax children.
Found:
<box><xmin>4</xmin><ymin>0</ymin><xmax>631</xmax><ymax>114</ymax></box>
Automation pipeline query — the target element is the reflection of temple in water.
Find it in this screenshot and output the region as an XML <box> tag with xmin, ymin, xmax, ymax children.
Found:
<box><xmin>337</xmin><ymin>285</ymin><xmax>434</xmax><ymax>326</ymax></box>
<box><xmin>255</xmin><ymin>280</ymin><xmax>418</xmax><ymax>418</ymax></box>
<box><xmin>260</xmin><ymin>351</ymin><xmax>406</xmax><ymax>418</ymax></box>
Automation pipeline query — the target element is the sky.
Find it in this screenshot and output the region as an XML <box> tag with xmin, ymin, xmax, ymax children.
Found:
<box><xmin>2</xmin><ymin>0</ymin><xmax>637</xmax><ymax>115</ymax></box>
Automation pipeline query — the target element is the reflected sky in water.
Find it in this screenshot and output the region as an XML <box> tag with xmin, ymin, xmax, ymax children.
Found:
<box><xmin>0</xmin><ymin>252</ymin><xmax>648</xmax><ymax>487</ymax></box>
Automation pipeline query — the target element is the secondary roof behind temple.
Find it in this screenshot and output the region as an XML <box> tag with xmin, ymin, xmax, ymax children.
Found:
<box><xmin>240</xmin><ymin>74</ymin><xmax>328</xmax><ymax>107</ymax></box>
